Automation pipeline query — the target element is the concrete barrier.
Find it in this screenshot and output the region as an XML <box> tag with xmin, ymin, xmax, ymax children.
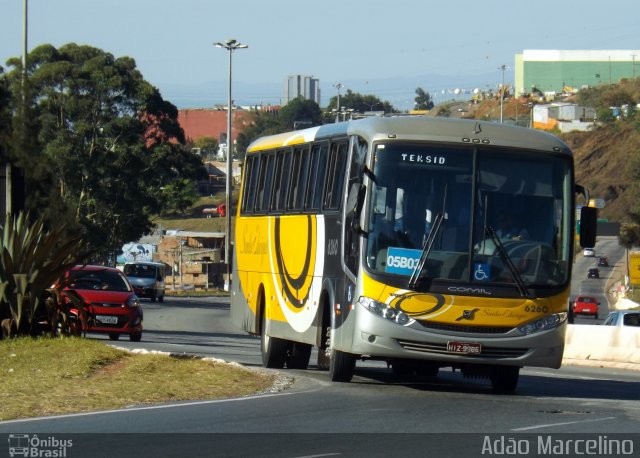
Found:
<box><xmin>562</xmin><ymin>296</ymin><xmax>640</xmax><ymax>370</ymax></box>
<box><xmin>563</xmin><ymin>324</ymin><xmax>640</xmax><ymax>369</ymax></box>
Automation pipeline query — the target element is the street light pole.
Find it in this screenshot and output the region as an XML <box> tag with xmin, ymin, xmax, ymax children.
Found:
<box><xmin>498</xmin><ymin>65</ymin><xmax>506</xmax><ymax>124</ymax></box>
<box><xmin>214</xmin><ymin>39</ymin><xmax>247</xmax><ymax>291</ymax></box>
<box><xmin>334</xmin><ymin>83</ymin><xmax>343</xmax><ymax>122</ymax></box>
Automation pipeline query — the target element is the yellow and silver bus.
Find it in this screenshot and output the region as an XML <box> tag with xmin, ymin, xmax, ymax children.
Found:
<box><xmin>230</xmin><ymin>116</ymin><xmax>596</xmax><ymax>393</ymax></box>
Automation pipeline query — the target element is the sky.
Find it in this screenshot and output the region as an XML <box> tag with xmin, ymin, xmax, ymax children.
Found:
<box><xmin>1</xmin><ymin>0</ymin><xmax>639</xmax><ymax>110</ymax></box>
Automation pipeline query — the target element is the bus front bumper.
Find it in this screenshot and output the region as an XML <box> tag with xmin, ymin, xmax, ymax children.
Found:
<box><xmin>348</xmin><ymin>305</ymin><xmax>566</xmax><ymax>369</ymax></box>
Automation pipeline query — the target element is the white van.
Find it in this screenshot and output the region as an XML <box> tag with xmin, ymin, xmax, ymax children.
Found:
<box><xmin>123</xmin><ymin>261</ymin><xmax>166</xmax><ymax>302</ymax></box>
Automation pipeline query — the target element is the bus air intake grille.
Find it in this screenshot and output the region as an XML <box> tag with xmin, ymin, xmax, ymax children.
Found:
<box><xmin>418</xmin><ymin>321</ymin><xmax>514</xmax><ymax>334</ymax></box>
<box><xmin>396</xmin><ymin>339</ymin><xmax>528</xmax><ymax>358</ymax></box>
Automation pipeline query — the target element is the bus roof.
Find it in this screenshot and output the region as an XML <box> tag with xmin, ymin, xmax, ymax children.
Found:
<box><xmin>246</xmin><ymin>116</ymin><xmax>571</xmax><ymax>156</ymax></box>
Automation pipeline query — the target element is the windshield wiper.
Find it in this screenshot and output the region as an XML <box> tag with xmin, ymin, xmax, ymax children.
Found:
<box><xmin>408</xmin><ymin>212</ymin><xmax>445</xmax><ymax>289</ymax></box>
<box><xmin>485</xmin><ymin>225</ymin><xmax>531</xmax><ymax>298</ymax></box>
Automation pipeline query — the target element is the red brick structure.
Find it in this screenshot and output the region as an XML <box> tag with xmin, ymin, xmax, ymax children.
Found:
<box><xmin>178</xmin><ymin>108</ymin><xmax>254</xmax><ymax>144</ymax></box>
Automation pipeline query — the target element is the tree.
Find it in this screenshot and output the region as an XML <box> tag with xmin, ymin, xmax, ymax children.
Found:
<box><xmin>235</xmin><ymin>98</ymin><xmax>323</xmax><ymax>160</ymax></box>
<box><xmin>0</xmin><ymin>67</ymin><xmax>10</xmax><ymax>161</ymax></box>
<box><xmin>278</xmin><ymin>97</ymin><xmax>323</xmax><ymax>130</ymax></box>
<box><xmin>325</xmin><ymin>90</ymin><xmax>397</xmax><ymax>115</ymax></box>
<box><xmin>414</xmin><ymin>87</ymin><xmax>435</xmax><ymax>110</ymax></box>
<box><xmin>4</xmin><ymin>43</ymin><xmax>206</xmax><ymax>259</ymax></box>
<box><xmin>191</xmin><ymin>136</ymin><xmax>219</xmax><ymax>159</ymax></box>
<box><xmin>235</xmin><ymin>109</ymin><xmax>284</xmax><ymax>161</ymax></box>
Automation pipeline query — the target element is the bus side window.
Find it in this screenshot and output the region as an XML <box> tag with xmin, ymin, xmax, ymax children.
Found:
<box><xmin>289</xmin><ymin>147</ymin><xmax>311</xmax><ymax>211</ymax></box>
<box><xmin>306</xmin><ymin>144</ymin><xmax>329</xmax><ymax>211</ymax></box>
<box><xmin>255</xmin><ymin>153</ymin><xmax>275</xmax><ymax>213</ymax></box>
<box><xmin>304</xmin><ymin>145</ymin><xmax>320</xmax><ymax>211</ymax></box>
<box><xmin>270</xmin><ymin>151</ymin><xmax>284</xmax><ymax>212</ymax></box>
<box><xmin>324</xmin><ymin>142</ymin><xmax>348</xmax><ymax>211</ymax></box>
<box><xmin>278</xmin><ymin>151</ymin><xmax>293</xmax><ymax>211</ymax></box>
<box><xmin>241</xmin><ymin>155</ymin><xmax>259</xmax><ymax>214</ymax></box>
<box><xmin>286</xmin><ymin>150</ymin><xmax>302</xmax><ymax>211</ymax></box>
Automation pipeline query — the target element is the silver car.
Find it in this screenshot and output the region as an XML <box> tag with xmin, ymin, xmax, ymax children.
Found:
<box><xmin>602</xmin><ymin>310</ymin><xmax>640</xmax><ymax>327</ymax></box>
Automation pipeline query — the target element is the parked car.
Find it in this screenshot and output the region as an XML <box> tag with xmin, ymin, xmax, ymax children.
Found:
<box><xmin>602</xmin><ymin>310</ymin><xmax>640</xmax><ymax>327</ymax></box>
<box><xmin>587</xmin><ymin>267</ymin><xmax>600</xmax><ymax>278</ymax></box>
<box><xmin>573</xmin><ymin>295</ymin><xmax>600</xmax><ymax>319</ymax></box>
<box><xmin>123</xmin><ymin>261</ymin><xmax>166</xmax><ymax>302</ymax></box>
<box><xmin>597</xmin><ymin>256</ymin><xmax>609</xmax><ymax>267</ymax></box>
<box><xmin>583</xmin><ymin>247</ymin><xmax>595</xmax><ymax>257</ymax></box>
<box><xmin>57</xmin><ymin>265</ymin><xmax>143</xmax><ymax>341</ymax></box>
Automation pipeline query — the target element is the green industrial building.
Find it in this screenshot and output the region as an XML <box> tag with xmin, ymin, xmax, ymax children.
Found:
<box><xmin>515</xmin><ymin>50</ymin><xmax>640</xmax><ymax>96</ymax></box>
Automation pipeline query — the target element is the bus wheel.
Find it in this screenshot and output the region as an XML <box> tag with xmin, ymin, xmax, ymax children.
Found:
<box><xmin>329</xmin><ymin>349</ymin><xmax>356</xmax><ymax>382</ymax></box>
<box><xmin>416</xmin><ymin>362</ymin><xmax>439</xmax><ymax>377</ymax></box>
<box><xmin>391</xmin><ymin>359</ymin><xmax>415</xmax><ymax>377</ymax></box>
<box><xmin>316</xmin><ymin>305</ymin><xmax>331</xmax><ymax>370</ymax></box>
<box><xmin>286</xmin><ymin>342</ymin><xmax>312</xmax><ymax>369</ymax></box>
<box><xmin>490</xmin><ymin>366</ymin><xmax>520</xmax><ymax>394</ymax></box>
<box><xmin>260</xmin><ymin>313</ymin><xmax>289</xmax><ymax>369</ymax></box>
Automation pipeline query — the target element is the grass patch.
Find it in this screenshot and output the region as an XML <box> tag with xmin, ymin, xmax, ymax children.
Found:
<box><xmin>0</xmin><ymin>337</ymin><xmax>275</xmax><ymax>421</ymax></box>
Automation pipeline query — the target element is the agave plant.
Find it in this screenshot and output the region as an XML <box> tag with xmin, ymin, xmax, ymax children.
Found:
<box><xmin>0</xmin><ymin>212</ymin><xmax>84</xmax><ymax>337</ymax></box>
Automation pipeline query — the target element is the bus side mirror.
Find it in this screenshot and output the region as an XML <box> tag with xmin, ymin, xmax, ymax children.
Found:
<box><xmin>579</xmin><ymin>206</ymin><xmax>597</xmax><ymax>248</ymax></box>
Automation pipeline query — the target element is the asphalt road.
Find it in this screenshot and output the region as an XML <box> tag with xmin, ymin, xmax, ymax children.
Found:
<box><xmin>571</xmin><ymin>236</ymin><xmax>627</xmax><ymax>324</ymax></box>
<box><xmin>2</xmin><ymin>237</ymin><xmax>639</xmax><ymax>457</ymax></box>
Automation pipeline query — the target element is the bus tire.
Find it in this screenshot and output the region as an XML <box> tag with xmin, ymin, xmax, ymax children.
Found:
<box><xmin>329</xmin><ymin>349</ymin><xmax>356</xmax><ymax>382</ymax></box>
<box><xmin>260</xmin><ymin>312</ymin><xmax>289</xmax><ymax>369</ymax></box>
<box><xmin>490</xmin><ymin>366</ymin><xmax>519</xmax><ymax>394</ymax></box>
<box><xmin>316</xmin><ymin>300</ymin><xmax>331</xmax><ymax>370</ymax></box>
<box><xmin>416</xmin><ymin>362</ymin><xmax>439</xmax><ymax>377</ymax></box>
<box><xmin>286</xmin><ymin>342</ymin><xmax>312</xmax><ymax>369</ymax></box>
<box><xmin>391</xmin><ymin>359</ymin><xmax>415</xmax><ymax>377</ymax></box>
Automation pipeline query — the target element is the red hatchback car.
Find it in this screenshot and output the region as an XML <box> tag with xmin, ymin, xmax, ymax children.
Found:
<box><xmin>573</xmin><ymin>295</ymin><xmax>600</xmax><ymax>319</ymax></box>
<box><xmin>58</xmin><ymin>265</ymin><xmax>143</xmax><ymax>341</ymax></box>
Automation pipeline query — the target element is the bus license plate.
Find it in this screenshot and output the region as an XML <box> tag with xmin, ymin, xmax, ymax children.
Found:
<box><xmin>96</xmin><ymin>315</ymin><xmax>118</xmax><ymax>324</ymax></box>
<box><xmin>447</xmin><ymin>341</ymin><xmax>481</xmax><ymax>354</ymax></box>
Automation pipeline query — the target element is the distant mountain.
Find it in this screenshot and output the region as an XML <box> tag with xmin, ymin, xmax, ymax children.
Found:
<box><xmin>157</xmin><ymin>72</ymin><xmax>499</xmax><ymax>111</ymax></box>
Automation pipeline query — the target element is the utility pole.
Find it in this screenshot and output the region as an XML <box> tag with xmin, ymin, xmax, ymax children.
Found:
<box><xmin>6</xmin><ymin>0</ymin><xmax>28</xmax><ymax>217</ymax></box>
<box><xmin>498</xmin><ymin>65</ymin><xmax>506</xmax><ymax>123</ymax></box>
<box><xmin>334</xmin><ymin>83</ymin><xmax>343</xmax><ymax>123</ymax></box>
<box><xmin>214</xmin><ymin>39</ymin><xmax>248</xmax><ymax>291</ymax></box>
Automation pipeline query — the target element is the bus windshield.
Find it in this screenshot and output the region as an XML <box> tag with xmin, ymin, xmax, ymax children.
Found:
<box><xmin>365</xmin><ymin>142</ymin><xmax>571</xmax><ymax>289</ymax></box>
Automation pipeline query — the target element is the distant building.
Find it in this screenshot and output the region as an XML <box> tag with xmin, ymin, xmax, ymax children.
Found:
<box><xmin>283</xmin><ymin>75</ymin><xmax>321</xmax><ymax>105</ymax></box>
<box><xmin>515</xmin><ymin>50</ymin><xmax>640</xmax><ymax>96</ymax></box>
<box><xmin>178</xmin><ymin>108</ymin><xmax>252</xmax><ymax>148</ymax></box>
<box><xmin>532</xmin><ymin>103</ymin><xmax>596</xmax><ymax>132</ymax></box>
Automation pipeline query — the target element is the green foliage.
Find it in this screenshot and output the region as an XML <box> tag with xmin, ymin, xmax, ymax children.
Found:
<box><xmin>191</xmin><ymin>136</ymin><xmax>219</xmax><ymax>158</ymax></box>
<box><xmin>596</xmin><ymin>106</ymin><xmax>615</xmax><ymax>124</ymax></box>
<box><xmin>0</xmin><ymin>67</ymin><xmax>11</xmax><ymax>164</ymax></box>
<box><xmin>161</xmin><ymin>178</ymin><xmax>200</xmax><ymax>214</ymax></box>
<box><xmin>3</xmin><ymin>43</ymin><xmax>207</xmax><ymax>259</ymax></box>
<box><xmin>325</xmin><ymin>89</ymin><xmax>397</xmax><ymax>114</ymax></box>
<box><xmin>235</xmin><ymin>98</ymin><xmax>323</xmax><ymax>159</ymax></box>
<box><xmin>414</xmin><ymin>87</ymin><xmax>435</xmax><ymax>110</ymax></box>
<box><xmin>0</xmin><ymin>212</ymin><xmax>84</xmax><ymax>338</ymax></box>
<box><xmin>278</xmin><ymin>97</ymin><xmax>323</xmax><ymax>129</ymax></box>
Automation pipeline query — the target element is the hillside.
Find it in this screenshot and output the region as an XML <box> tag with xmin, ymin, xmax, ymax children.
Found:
<box><xmin>563</xmin><ymin>124</ymin><xmax>640</xmax><ymax>223</ymax></box>
<box><xmin>458</xmin><ymin>79</ymin><xmax>640</xmax><ymax>224</ymax></box>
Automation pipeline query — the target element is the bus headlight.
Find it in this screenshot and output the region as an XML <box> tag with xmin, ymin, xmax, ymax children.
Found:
<box><xmin>517</xmin><ymin>312</ymin><xmax>567</xmax><ymax>335</ymax></box>
<box><xmin>358</xmin><ymin>296</ymin><xmax>415</xmax><ymax>327</ymax></box>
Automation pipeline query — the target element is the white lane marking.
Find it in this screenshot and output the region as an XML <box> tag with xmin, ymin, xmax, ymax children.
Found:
<box><xmin>292</xmin><ymin>454</ymin><xmax>342</xmax><ymax>458</ymax></box>
<box><xmin>512</xmin><ymin>416</ymin><xmax>616</xmax><ymax>431</ymax></box>
<box><xmin>0</xmin><ymin>391</ymin><xmax>297</xmax><ymax>425</ymax></box>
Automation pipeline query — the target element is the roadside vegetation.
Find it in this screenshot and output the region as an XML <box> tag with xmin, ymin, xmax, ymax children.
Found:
<box><xmin>0</xmin><ymin>337</ymin><xmax>276</xmax><ymax>421</ymax></box>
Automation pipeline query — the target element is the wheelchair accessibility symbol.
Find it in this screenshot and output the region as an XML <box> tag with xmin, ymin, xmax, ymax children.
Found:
<box><xmin>474</xmin><ymin>263</ymin><xmax>490</xmax><ymax>281</ymax></box>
